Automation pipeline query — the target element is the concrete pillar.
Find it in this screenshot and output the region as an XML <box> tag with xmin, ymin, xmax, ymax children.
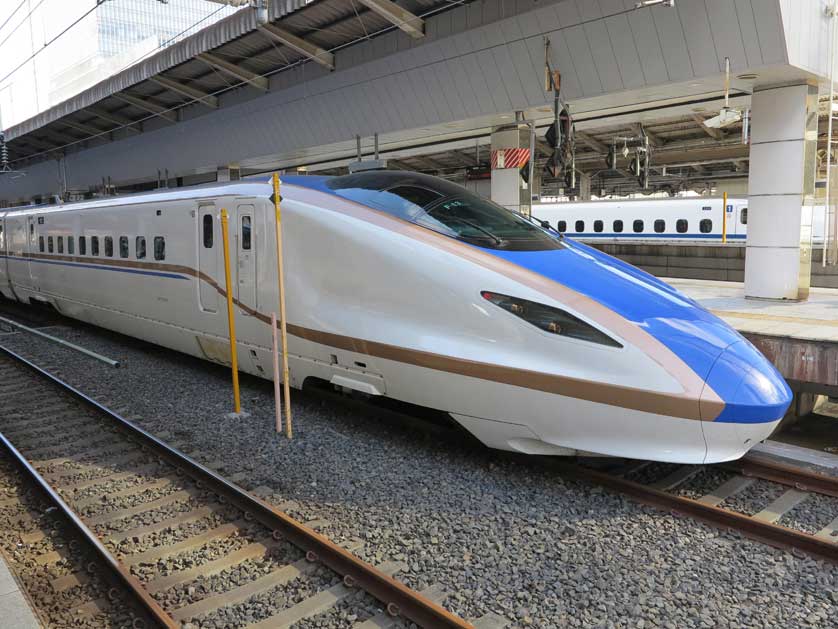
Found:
<box><xmin>217</xmin><ymin>165</ymin><xmax>240</xmax><ymax>182</ymax></box>
<box><xmin>578</xmin><ymin>172</ymin><xmax>591</xmax><ymax>201</ymax></box>
<box><xmin>745</xmin><ymin>84</ymin><xmax>818</xmax><ymax>300</ymax></box>
<box><xmin>490</xmin><ymin>124</ymin><xmax>532</xmax><ymax>216</ymax></box>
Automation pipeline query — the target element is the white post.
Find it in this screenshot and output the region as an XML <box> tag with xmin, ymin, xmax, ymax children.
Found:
<box><xmin>271</xmin><ymin>311</ymin><xmax>282</xmax><ymax>434</ymax></box>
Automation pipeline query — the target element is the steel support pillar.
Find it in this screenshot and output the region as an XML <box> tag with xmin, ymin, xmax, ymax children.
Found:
<box><xmin>490</xmin><ymin>123</ymin><xmax>532</xmax><ymax>216</ymax></box>
<box><xmin>745</xmin><ymin>84</ymin><xmax>818</xmax><ymax>300</ymax></box>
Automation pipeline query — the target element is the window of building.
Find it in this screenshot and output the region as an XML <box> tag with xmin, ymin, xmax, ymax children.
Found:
<box><xmin>740</xmin><ymin>208</ymin><xmax>748</xmax><ymax>225</ymax></box>
<box><xmin>68</xmin><ymin>237</ymin><xmax>74</xmax><ymax>255</ymax></box>
<box><xmin>593</xmin><ymin>220</ymin><xmax>604</xmax><ymax>233</ymax></box>
<box><xmin>241</xmin><ymin>216</ymin><xmax>252</xmax><ymax>250</ymax></box>
<box><xmin>575</xmin><ymin>220</ymin><xmax>585</xmax><ymax>233</ymax></box>
<box><xmin>654</xmin><ymin>219</ymin><xmax>665</xmax><ymax>233</ymax></box>
<box><xmin>39</xmin><ymin>236</ymin><xmax>44</xmax><ymax>252</ymax></box>
<box><xmin>203</xmin><ymin>215</ymin><xmax>213</xmax><ymax>248</ymax></box>
<box><xmin>79</xmin><ymin>236</ymin><xmax>86</xmax><ymax>256</ymax></box>
<box><xmin>91</xmin><ymin>236</ymin><xmax>100</xmax><ymax>256</ymax></box>
<box><xmin>557</xmin><ymin>220</ymin><xmax>567</xmax><ymax>233</ymax></box>
<box><xmin>57</xmin><ymin>236</ymin><xmax>64</xmax><ymax>253</ymax></box>
<box><xmin>104</xmin><ymin>236</ymin><xmax>113</xmax><ymax>257</ymax></box>
<box><xmin>613</xmin><ymin>220</ymin><xmax>623</xmax><ymax>233</ymax></box>
<box><xmin>119</xmin><ymin>236</ymin><xmax>129</xmax><ymax>258</ymax></box>
<box><xmin>48</xmin><ymin>236</ymin><xmax>54</xmax><ymax>253</ymax></box>
<box><xmin>700</xmin><ymin>219</ymin><xmax>713</xmax><ymax>233</ymax></box>
<box><xmin>633</xmin><ymin>220</ymin><xmax>644</xmax><ymax>233</ymax></box>
<box><xmin>676</xmin><ymin>219</ymin><xmax>688</xmax><ymax>234</ymax></box>
<box><xmin>154</xmin><ymin>236</ymin><xmax>165</xmax><ymax>260</ymax></box>
<box><xmin>136</xmin><ymin>236</ymin><xmax>146</xmax><ymax>259</ymax></box>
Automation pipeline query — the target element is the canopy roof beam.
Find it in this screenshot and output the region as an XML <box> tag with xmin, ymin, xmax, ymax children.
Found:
<box><xmin>112</xmin><ymin>92</ymin><xmax>178</xmax><ymax>123</ymax></box>
<box><xmin>85</xmin><ymin>107</ymin><xmax>142</xmax><ymax>134</ymax></box>
<box><xmin>357</xmin><ymin>0</ymin><xmax>424</xmax><ymax>39</ymax></box>
<box><xmin>196</xmin><ymin>52</ymin><xmax>269</xmax><ymax>91</ymax></box>
<box><xmin>258</xmin><ymin>23</ymin><xmax>334</xmax><ymax>70</ymax></box>
<box><xmin>149</xmin><ymin>75</ymin><xmax>219</xmax><ymax>109</ymax></box>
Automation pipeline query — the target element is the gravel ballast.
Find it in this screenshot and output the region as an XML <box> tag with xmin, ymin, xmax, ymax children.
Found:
<box><xmin>1</xmin><ymin>322</ymin><xmax>836</xmax><ymax>628</ymax></box>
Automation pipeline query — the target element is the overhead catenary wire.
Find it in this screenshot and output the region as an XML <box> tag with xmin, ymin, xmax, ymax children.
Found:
<box><xmin>0</xmin><ymin>2</ymin><xmax>103</xmax><ymax>89</ymax></box>
<box><xmin>0</xmin><ymin>0</ymin><xmax>29</xmax><ymax>39</ymax></box>
<box><xmin>0</xmin><ymin>0</ymin><xmax>46</xmax><ymax>53</ymax></box>
<box><xmin>8</xmin><ymin>0</ymin><xmax>647</xmax><ymax>166</ymax></box>
<box><xmin>8</xmin><ymin>0</ymin><xmax>469</xmax><ymax>162</ymax></box>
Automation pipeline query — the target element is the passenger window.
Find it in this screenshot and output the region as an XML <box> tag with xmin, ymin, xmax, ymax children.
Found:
<box><xmin>676</xmin><ymin>219</ymin><xmax>688</xmax><ymax>233</ymax></box>
<box><xmin>91</xmin><ymin>236</ymin><xmax>100</xmax><ymax>256</ymax></box>
<box><xmin>136</xmin><ymin>236</ymin><xmax>146</xmax><ymax>259</ymax></box>
<box><xmin>57</xmin><ymin>236</ymin><xmax>64</xmax><ymax>253</ymax></box>
<box><xmin>203</xmin><ymin>215</ymin><xmax>213</xmax><ymax>248</ymax></box>
<box><xmin>68</xmin><ymin>236</ymin><xmax>74</xmax><ymax>255</ymax></box>
<box><xmin>48</xmin><ymin>236</ymin><xmax>54</xmax><ymax>253</ymax></box>
<box><xmin>740</xmin><ymin>208</ymin><xmax>747</xmax><ymax>225</ymax></box>
<box><xmin>154</xmin><ymin>236</ymin><xmax>165</xmax><ymax>260</ymax></box>
<box><xmin>575</xmin><ymin>220</ymin><xmax>584</xmax><ymax>233</ymax></box>
<box><xmin>613</xmin><ymin>220</ymin><xmax>623</xmax><ymax>233</ymax></box>
<box><xmin>104</xmin><ymin>236</ymin><xmax>113</xmax><ymax>257</ymax></box>
<box><xmin>39</xmin><ymin>236</ymin><xmax>44</xmax><ymax>252</ymax></box>
<box><xmin>119</xmin><ymin>236</ymin><xmax>129</xmax><ymax>258</ymax></box>
<box><xmin>557</xmin><ymin>220</ymin><xmax>567</xmax><ymax>233</ymax></box>
<box><xmin>633</xmin><ymin>220</ymin><xmax>644</xmax><ymax>233</ymax></box>
<box><xmin>654</xmin><ymin>219</ymin><xmax>665</xmax><ymax>233</ymax></box>
<box><xmin>79</xmin><ymin>236</ymin><xmax>86</xmax><ymax>255</ymax></box>
<box><xmin>593</xmin><ymin>220</ymin><xmax>604</xmax><ymax>233</ymax></box>
<box><xmin>700</xmin><ymin>219</ymin><xmax>713</xmax><ymax>233</ymax></box>
<box><xmin>241</xmin><ymin>216</ymin><xmax>252</xmax><ymax>250</ymax></box>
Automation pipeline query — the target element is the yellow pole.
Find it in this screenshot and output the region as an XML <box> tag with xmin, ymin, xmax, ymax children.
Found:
<box><xmin>272</xmin><ymin>173</ymin><xmax>293</xmax><ymax>438</ymax></box>
<box><xmin>722</xmin><ymin>191</ymin><xmax>728</xmax><ymax>244</ymax></box>
<box><xmin>220</xmin><ymin>208</ymin><xmax>241</xmax><ymax>414</ymax></box>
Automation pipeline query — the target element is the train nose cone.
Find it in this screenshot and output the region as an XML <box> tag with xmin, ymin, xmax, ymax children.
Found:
<box><xmin>700</xmin><ymin>340</ymin><xmax>793</xmax><ymax>462</ymax></box>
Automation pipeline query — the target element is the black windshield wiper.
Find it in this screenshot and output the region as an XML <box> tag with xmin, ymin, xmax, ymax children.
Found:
<box><xmin>445</xmin><ymin>217</ymin><xmax>505</xmax><ymax>246</ymax></box>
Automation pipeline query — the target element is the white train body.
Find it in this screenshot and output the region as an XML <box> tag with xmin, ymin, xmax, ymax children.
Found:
<box><xmin>533</xmin><ymin>197</ymin><xmax>826</xmax><ymax>245</ymax></box>
<box><xmin>0</xmin><ymin>173</ymin><xmax>792</xmax><ymax>463</ymax></box>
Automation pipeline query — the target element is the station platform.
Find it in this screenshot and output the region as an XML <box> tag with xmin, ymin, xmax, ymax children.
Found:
<box><xmin>670</xmin><ymin>278</ymin><xmax>838</xmax><ymax>397</ymax></box>
<box><xmin>0</xmin><ymin>551</ymin><xmax>40</xmax><ymax>628</ymax></box>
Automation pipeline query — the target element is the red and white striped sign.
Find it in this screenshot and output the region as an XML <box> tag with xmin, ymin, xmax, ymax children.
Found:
<box><xmin>491</xmin><ymin>148</ymin><xmax>531</xmax><ymax>170</ymax></box>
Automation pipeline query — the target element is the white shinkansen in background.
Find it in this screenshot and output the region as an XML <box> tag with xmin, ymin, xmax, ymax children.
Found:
<box><xmin>532</xmin><ymin>197</ymin><xmax>827</xmax><ymax>245</ymax></box>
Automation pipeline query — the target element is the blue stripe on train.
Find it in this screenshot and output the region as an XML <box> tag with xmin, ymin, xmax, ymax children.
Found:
<box><xmin>0</xmin><ymin>255</ymin><xmax>189</xmax><ymax>280</ymax></box>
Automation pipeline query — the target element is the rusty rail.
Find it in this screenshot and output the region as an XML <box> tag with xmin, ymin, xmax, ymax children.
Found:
<box><xmin>0</xmin><ymin>345</ymin><xmax>472</xmax><ymax>629</ymax></box>
<box><xmin>728</xmin><ymin>455</ymin><xmax>838</xmax><ymax>499</ymax></box>
<box><xmin>552</xmin><ymin>461</ymin><xmax>838</xmax><ymax>564</ymax></box>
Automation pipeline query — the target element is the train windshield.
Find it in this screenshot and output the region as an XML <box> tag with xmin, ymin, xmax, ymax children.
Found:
<box><xmin>324</xmin><ymin>171</ymin><xmax>562</xmax><ymax>251</ymax></box>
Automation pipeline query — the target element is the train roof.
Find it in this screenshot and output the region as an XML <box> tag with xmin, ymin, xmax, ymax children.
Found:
<box><xmin>533</xmin><ymin>196</ymin><xmax>747</xmax><ymax>207</ymax></box>
<box><xmin>0</xmin><ymin>179</ymin><xmax>277</xmax><ymax>218</ymax></box>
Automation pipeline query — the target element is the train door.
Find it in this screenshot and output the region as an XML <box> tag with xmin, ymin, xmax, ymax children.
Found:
<box><xmin>735</xmin><ymin>203</ymin><xmax>748</xmax><ymax>237</ymax></box>
<box><xmin>197</xmin><ymin>204</ymin><xmax>219</xmax><ymax>313</ymax></box>
<box><xmin>235</xmin><ymin>204</ymin><xmax>256</xmax><ymax>314</ymax></box>
<box><xmin>27</xmin><ymin>216</ymin><xmax>40</xmax><ymax>291</ymax></box>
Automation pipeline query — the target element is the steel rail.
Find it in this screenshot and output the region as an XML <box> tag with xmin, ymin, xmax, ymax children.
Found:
<box><xmin>0</xmin><ymin>431</ymin><xmax>176</xmax><ymax>629</ymax></box>
<box><xmin>0</xmin><ymin>345</ymin><xmax>472</xmax><ymax>629</ymax></box>
<box><xmin>729</xmin><ymin>455</ymin><xmax>838</xmax><ymax>499</ymax></box>
<box><xmin>552</xmin><ymin>461</ymin><xmax>838</xmax><ymax>564</ymax></box>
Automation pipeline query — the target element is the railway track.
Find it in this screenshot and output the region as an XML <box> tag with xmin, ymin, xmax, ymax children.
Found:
<box><xmin>558</xmin><ymin>455</ymin><xmax>838</xmax><ymax>564</ymax></box>
<box><xmin>0</xmin><ymin>345</ymin><xmax>474</xmax><ymax>629</ymax></box>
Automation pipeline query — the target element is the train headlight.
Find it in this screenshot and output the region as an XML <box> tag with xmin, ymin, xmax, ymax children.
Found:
<box><xmin>481</xmin><ymin>291</ymin><xmax>622</xmax><ymax>348</ymax></box>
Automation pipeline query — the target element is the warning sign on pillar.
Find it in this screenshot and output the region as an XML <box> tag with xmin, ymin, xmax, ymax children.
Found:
<box><xmin>491</xmin><ymin>148</ymin><xmax>531</xmax><ymax>170</ymax></box>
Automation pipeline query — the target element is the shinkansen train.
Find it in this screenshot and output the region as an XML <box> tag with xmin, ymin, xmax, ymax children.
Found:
<box><xmin>532</xmin><ymin>196</ymin><xmax>827</xmax><ymax>245</ymax></box>
<box><xmin>0</xmin><ymin>172</ymin><xmax>792</xmax><ymax>463</ymax></box>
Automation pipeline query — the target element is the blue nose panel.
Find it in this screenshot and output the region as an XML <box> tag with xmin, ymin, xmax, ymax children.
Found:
<box><xmin>484</xmin><ymin>240</ymin><xmax>743</xmax><ymax>381</ymax></box>
<box><xmin>483</xmin><ymin>239</ymin><xmax>792</xmax><ymax>424</ymax></box>
<box><xmin>705</xmin><ymin>341</ymin><xmax>792</xmax><ymax>423</ymax></box>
